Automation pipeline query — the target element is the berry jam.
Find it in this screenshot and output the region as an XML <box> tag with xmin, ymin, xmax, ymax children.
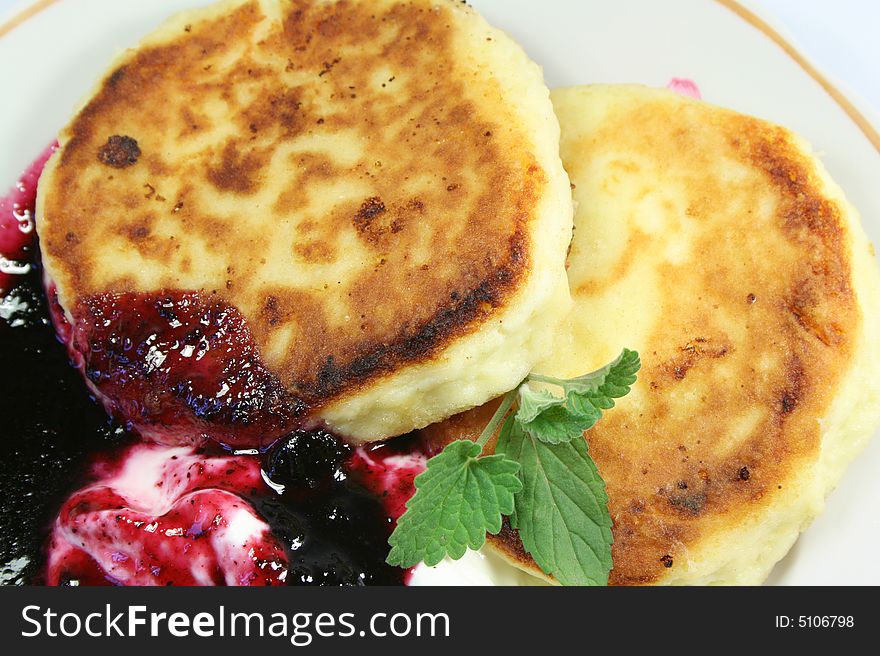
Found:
<box><xmin>0</xmin><ymin>147</ymin><xmax>426</xmax><ymax>586</ymax></box>
<box><xmin>1</xmin><ymin>144</ymin><xmax>130</xmax><ymax>585</ymax></box>
<box><xmin>254</xmin><ymin>430</ymin><xmax>420</xmax><ymax>585</ymax></box>
<box><xmin>46</xmin><ymin>433</ymin><xmax>425</xmax><ymax>586</ymax></box>
<box><xmin>0</xmin><ymin>142</ymin><xmax>56</xmax><ymax>296</ymax></box>
<box><xmin>71</xmin><ymin>291</ymin><xmax>306</xmax><ymax>449</ymax></box>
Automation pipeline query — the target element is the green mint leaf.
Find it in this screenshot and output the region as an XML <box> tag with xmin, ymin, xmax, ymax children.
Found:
<box><xmin>386</xmin><ymin>440</ymin><xmax>522</xmax><ymax>568</ymax></box>
<box><xmin>497</xmin><ymin>418</ymin><xmax>613</xmax><ymax>586</ymax></box>
<box><xmin>561</xmin><ymin>348</ymin><xmax>640</xmax><ymax>398</ymax></box>
<box><xmin>516</xmin><ymin>384</ymin><xmax>595</xmax><ymax>444</ymax></box>
<box><xmin>560</xmin><ymin>349</ymin><xmax>640</xmax><ymax>422</ymax></box>
<box><xmin>518</xmin><ymin>402</ymin><xmax>596</xmax><ymax>445</ymax></box>
<box><xmin>516</xmin><ymin>385</ymin><xmax>564</xmax><ymax>424</ymax></box>
<box><xmin>518</xmin><ymin>350</ymin><xmax>640</xmax><ymax>443</ymax></box>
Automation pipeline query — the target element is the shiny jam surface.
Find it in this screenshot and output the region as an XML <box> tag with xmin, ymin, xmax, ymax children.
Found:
<box><xmin>72</xmin><ymin>291</ymin><xmax>306</xmax><ymax>450</ymax></box>
<box><xmin>0</xmin><ymin>147</ymin><xmax>425</xmax><ymax>586</ymax></box>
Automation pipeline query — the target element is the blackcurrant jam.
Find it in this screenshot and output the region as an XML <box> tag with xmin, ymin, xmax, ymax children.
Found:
<box><xmin>71</xmin><ymin>290</ymin><xmax>306</xmax><ymax>449</ymax></box>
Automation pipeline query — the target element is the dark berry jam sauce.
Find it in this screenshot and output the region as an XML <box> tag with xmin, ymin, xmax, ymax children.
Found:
<box><xmin>0</xmin><ymin>147</ymin><xmax>425</xmax><ymax>586</ymax></box>
<box><xmin>71</xmin><ymin>291</ymin><xmax>306</xmax><ymax>449</ymax></box>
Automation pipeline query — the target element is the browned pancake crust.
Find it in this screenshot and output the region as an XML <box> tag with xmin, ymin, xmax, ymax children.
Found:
<box><xmin>421</xmin><ymin>104</ymin><xmax>859</xmax><ymax>585</ymax></box>
<box><xmin>39</xmin><ymin>0</ymin><xmax>545</xmax><ymax>406</ymax></box>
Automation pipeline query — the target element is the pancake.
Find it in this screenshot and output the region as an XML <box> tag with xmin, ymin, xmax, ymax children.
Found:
<box><xmin>421</xmin><ymin>84</ymin><xmax>880</xmax><ymax>584</ymax></box>
<box><xmin>35</xmin><ymin>0</ymin><xmax>573</xmax><ymax>444</ymax></box>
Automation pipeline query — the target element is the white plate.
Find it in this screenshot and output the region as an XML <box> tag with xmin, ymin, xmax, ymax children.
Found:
<box><xmin>1</xmin><ymin>0</ymin><xmax>878</xmax><ymax>586</ymax></box>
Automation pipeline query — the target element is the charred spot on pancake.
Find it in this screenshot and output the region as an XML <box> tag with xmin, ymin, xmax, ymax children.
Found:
<box><xmin>777</xmin><ymin>356</ymin><xmax>806</xmax><ymax>417</ymax></box>
<box><xmin>301</xmin><ymin>245</ymin><xmax>523</xmax><ymax>402</ymax></box>
<box><xmin>206</xmin><ymin>141</ymin><xmax>267</xmax><ymax>194</ymax></box>
<box><xmin>667</xmin><ymin>491</ymin><xmax>707</xmax><ymax>516</ymax></box>
<box><xmin>780</xmin><ymin>391</ymin><xmax>798</xmax><ymax>414</ymax></box>
<box><xmin>318</xmin><ymin>58</ymin><xmax>340</xmax><ymax>76</ymax></box>
<box><xmin>661</xmin><ymin>336</ymin><xmax>731</xmax><ymax>383</ymax></box>
<box><xmin>97</xmin><ymin>135</ymin><xmax>141</xmax><ymax>168</ymax></box>
<box><xmin>107</xmin><ymin>66</ymin><xmax>126</xmax><ymax>88</ymax></box>
<box><xmin>490</xmin><ymin>517</ymin><xmax>531</xmax><ymax>564</ymax></box>
<box><xmin>738</xmin><ymin>466</ymin><xmax>751</xmax><ymax>481</ymax></box>
<box><xmin>353</xmin><ymin>196</ymin><xmax>387</xmax><ymax>231</ymax></box>
<box><xmin>353</xmin><ymin>197</ymin><xmax>425</xmax><ymax>244</ymax></box>
<box><xmin>242</xmin><ymin>89</ymin><xmax>305</xmax><ymax>137</ymax></box>
<box><xmin>660</xmin><ymin>554</ymin><xmax>674</xmax><ymax>568</ymax></box>
<box><xmin>263</xmin><ymin>295</ymin><xmax>282</xmax><ymax>326</ymax></box>
<box><xmin>129</xmin><ymin>224</ymin><xmax>150</xmax><ymax>241</ymax></box>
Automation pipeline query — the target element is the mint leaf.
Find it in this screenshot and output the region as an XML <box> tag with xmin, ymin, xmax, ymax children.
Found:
<box><xmin>497</xmin><ymin>418</ymin><xmax>613</xmax><ymax>586</ymax></box>
<box><xmin>516</xmin><ymin>385</ymin><xmax>564</xmax><ymax>423</ymax></box>
<box><xmin>518</xmin><ymin>350</ymin><xmax>640</xmax><ymax>443</ymax></box>
<box><xmin>518</xmin><ymin>402</ymin><xmax>596</xmax><ymax>445</ymax></box>
<box><xmin>531</xmin><ymin>349</ymin><xmax>640</xmax><ymax>428</ymax></box>
<box><xmin>386</xmin><ymin>440</ymin><xmax>522</xmax><ymax>568</ymax></box>
<box><xmin>516</xmin><ymin>384</ymin><xmax>594</xmax><ymax>444</ymax></box>
<box><xmin>564</xmin><ymin>348</ymin><xmax>640</xmax><ymax>402</ymax></box>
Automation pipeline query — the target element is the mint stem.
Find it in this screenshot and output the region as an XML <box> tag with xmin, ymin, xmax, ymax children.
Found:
<box><xmin>525</xmin><ymin>373</ymin><xmax>566</xmax><ymax>387</ymax></box>
<box><xmin>475</xmin><ymin>387</ymin><xmax>518</xmax><ymax>449</ymax></box>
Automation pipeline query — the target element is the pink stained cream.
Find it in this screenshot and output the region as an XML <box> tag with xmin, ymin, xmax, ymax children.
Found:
<box><xmin>46</xmin><ymin>444</ymin><xmax>288</xmax><ymax>586</ymax></box>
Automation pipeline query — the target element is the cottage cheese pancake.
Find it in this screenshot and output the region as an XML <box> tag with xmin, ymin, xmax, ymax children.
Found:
<box><xmin>35</xmin><ymin>0</ymin><xmax>572</xmax><ymax>444</ymax></box>
<box><xmin>422</xmin><ymin>85</ymin><xmax>880</xmax><ymax>584</ymax></box>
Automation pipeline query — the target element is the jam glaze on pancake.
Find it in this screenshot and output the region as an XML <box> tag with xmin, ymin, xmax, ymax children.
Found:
<box><xmin>36</xmin><ymin>0</ymin><xmax>573</xmax><ymax>444</ymax></box>
<box><xmin>421</xmin><ymin>86</ymin><xmax>880</xmax><ymax>585</ymax></box>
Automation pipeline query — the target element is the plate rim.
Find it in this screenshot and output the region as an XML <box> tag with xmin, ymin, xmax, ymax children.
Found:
<box><xmin>1</xmin><ymin>0</ymin><xmax>879</xmax><ymax>156</ymax></box>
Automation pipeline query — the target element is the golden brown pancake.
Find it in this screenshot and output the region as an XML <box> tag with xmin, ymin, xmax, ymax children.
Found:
<box><xmin>35</xmin><ymin>0</ymin><xmax>573</xmax><ymax>442</ymax></box>
<box><xmin>421</xmin><ymin>85</ymin><xmax>880</xmax><ymax>584</ymax></box>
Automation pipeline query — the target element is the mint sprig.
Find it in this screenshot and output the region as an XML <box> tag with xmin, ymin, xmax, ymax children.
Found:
<box><xmin>386</xmin><ymin>349</ymin><xmax>640</xmax><ymax>585</ymax></box>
